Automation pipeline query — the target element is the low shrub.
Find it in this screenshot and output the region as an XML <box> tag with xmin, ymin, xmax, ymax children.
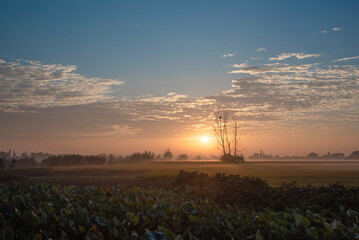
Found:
<box><xmin>220</xmin><ymin>153</ymin><xmax>245</xmax><ymax>163</ymax></box>
<box><xmin>172</xmin><ymin>171</ymin><xmax>359</xmax><ymax>211</ymax></box>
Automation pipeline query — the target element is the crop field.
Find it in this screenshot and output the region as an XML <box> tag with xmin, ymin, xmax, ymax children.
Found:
<box><xmin>2</xmin><ymin>161</ymin><xmax>359</xmax><ymax>239</ymax></box>
<box><xmin>6</xmin><ymin>160</ymin><xmax>359</xmax><ymax>187</ymax></box>
<box><xmin>1</xmin><ymin>169</ymin><xmax>359</xmax><ymax>239</ymax></box>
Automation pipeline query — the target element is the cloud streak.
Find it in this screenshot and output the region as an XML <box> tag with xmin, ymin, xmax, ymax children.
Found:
<box><xmin>221</xmin><ymin>53</ymin><xmax>234</xmax><ymax>58</ymax></box>
<box><xmin>269</xmin><ymin>52</ymin><xmax>320</xmax><ymax>61</ymax></box>
<box><xmin>332</xmin><ymin>27</ymin><xmax>342</xmax><ymax>31</ymax></box>
<box><xmin>332</xmin><ymin>56</ymin><xmax>359</xmax><ymax>63</ymax></box>
<box><xmin>256</xmin><ymin>48</ymin><xmax>266</xmax><ymax>52</ymax></box>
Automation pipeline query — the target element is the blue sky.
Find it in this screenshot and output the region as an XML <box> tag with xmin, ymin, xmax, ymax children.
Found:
<box><xmin>1</xmin><ymin>1</ymin><xmax>359</xmax><ymax>155</ymax></box>
<box><xmin>1</xmin><ymin>0</ymin><xmax>358</xmax><ymax>97</ymax></box>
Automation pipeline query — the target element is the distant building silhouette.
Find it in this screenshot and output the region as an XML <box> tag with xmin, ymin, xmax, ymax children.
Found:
<box><xmin>249</xmin><ymin>150</ymin><xmax>273</xmax><ymax>159</ymax></box>
<box><xmin>306</xmin><ymin>152</ymin><xmax>319</xmax><ymax>159</ymax></box>
<box><xmin>322</xmin><ymin>152</ymin><xmax>345</xmax><ymax>159</ymax></box>
<box><xmin>349</xmin><ymin>151</ymin><xmax>359</xmax><ymax>159</ymax></box>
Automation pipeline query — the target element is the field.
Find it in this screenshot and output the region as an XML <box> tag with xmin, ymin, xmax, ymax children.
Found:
<box><xmin>2</xmin><ymin>160</ymin><xmax>359</xmax><ymax>239</ymax></box>
<box><xmin>5</xmin><ymin>160</ymin><xmax>359</xmax><ymax>187</ymax></box>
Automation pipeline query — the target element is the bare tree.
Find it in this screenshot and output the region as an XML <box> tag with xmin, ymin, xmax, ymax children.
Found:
<box><xmin>233</xmin><ymin>121</ymin><xmax>239</xmax><ymax>158</ymax></box>
<box><xmin>213</xmin><ymin>110</ymin><xmax>244</xmax><ymax>163</ymax></box>
<box><xmin>213</xmin><ymin>111</ymin><xmax>229</xmax><ymax>156</ymax></box>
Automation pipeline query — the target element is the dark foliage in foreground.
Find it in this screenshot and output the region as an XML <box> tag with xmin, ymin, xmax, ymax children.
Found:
<box><xmin>1</xmin><ymin>182</ymin><xmax>359</xmax><ymax>240</ymax></box>
<box><xmin>172</xmin><ymin>171</ymin><xmax>359</xmax><ymax>211</ymax></box>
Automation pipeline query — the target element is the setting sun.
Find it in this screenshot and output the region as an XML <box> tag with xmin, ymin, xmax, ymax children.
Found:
<box><xmin>201</xmin><ymin>136</ymin><xmax>209</xmax><ymax>143</ymax></box>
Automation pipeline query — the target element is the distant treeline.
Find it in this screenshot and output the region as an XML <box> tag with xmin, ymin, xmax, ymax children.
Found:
<box><xmin>43</xmin><ymin>154</ymin><xmax>107</xmax><ymax>166</ymax></box>
<box><xmin>43</xmin><ymin>151</ymin><xmax>157</xmax><ymax>166</ymax></box>
<box><xmin>0</xmin><ymin>148</ymin><xmax>223</xmax><ymax>169</ymax></box>
<box><xmin>0</xmin><ymin>151</ymin><xmax>160</xmax><ymax>169</ymax></box>
<box><xmin>248</xmin><ymin>150</ymin><xmax>359</xmax><ymax>160</ymax></box>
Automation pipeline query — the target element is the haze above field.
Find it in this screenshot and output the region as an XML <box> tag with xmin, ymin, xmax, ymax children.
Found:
<box><xmin>0</xmin><ymin>1</ymin><xmax>359</xmax><ymax>155</ymax></box>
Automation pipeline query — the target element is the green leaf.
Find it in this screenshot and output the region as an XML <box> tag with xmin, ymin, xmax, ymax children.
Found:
<box><xmin>128</xmin><ymin>212</ymin><xmax>140</xmax><ymax>225</ymax></box>
<box><xmin>227</xmin><ymin>222</ymin><xmax>235</xmax><ymax>232</ymax></box>
<box><xmin>331</xmin><ymin>220</ymin><xmax>341</xmax><ymax>229</ymax></box>
<box><xmin>2</xmin><ymin>228</ymin><xmax>14</xmax><ymax>240</ymax></box>
<box><xmin>295</xmin><ymin>214</ymin><xmax>310</xmax><ymax>227</ymax></box>
<box><xmin>306</xmin><ymin>228</ymin><xmax>318</xmax><ymax>239</ymax></box>
<box><xmin>158</xmin><ymin>226</ymin><xmax>175</xmax><ymax>240</ymax></box>
<box><xmin>256</xmin><ymin>229</ymin><xmax>264</xmax><ymax>240</ymax></box>
<box><xmin>41</xmin><ymin>210</ymin><xmax>47</xmax><ymax>224</ymax></box>
<box><xmin>324</xmin><ymin>221</ymin><xmax>332</xmax><ymax>232</ymax></box>
<box><xmin>113</xmin><ymin>216</ymin><xmax>122</xmax><ymax>227</ymax></box>
<box><xmin>146</xmin><ymin>230</ymin><xmax>167</xmax><ymax>240</ymax></box>
<box><xmin>175</xmin><ymin>235</ymin><xmax>184</xmax><ymax>240</ymax></box>
<box><xmin>347</xmin><ymin>209</ymin><xmax>358</xmax><ymax>218</ymax></box>
<box><xmin>188</xmin><ymin>231</ymin><xmax>199</xmax><ymax>240</ymax></box>
<box><xmin>202</xmin><ymin>217</ymin><xmax>218</xmax><ymax>229</ymax></box>
<box><xmin>34</xmin><ymin>233</ymin><xmax>43</xmax><ymax>240</ymax></box>
<box><xmin>188</xmin><ymin>215</ymin><xmax>201</xmax><ymax>224</ymax></box>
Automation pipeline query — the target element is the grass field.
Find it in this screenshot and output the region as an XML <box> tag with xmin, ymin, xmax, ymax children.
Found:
<box><xmin>4</xmin><ymin>160</ymin><xmax>359</xmax><ymax>186</ymax></box>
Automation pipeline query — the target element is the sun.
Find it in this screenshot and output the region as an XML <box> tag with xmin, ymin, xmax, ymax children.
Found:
<box><xmin>201</xmin><ymin>136</ymin><xmax>209</xmax><ymax>143</ymax></box>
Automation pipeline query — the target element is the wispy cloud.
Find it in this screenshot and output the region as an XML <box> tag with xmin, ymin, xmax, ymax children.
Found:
<box><xmin>1</xmin><ymin>57</ymin><xmax>358</xmax><ymax>141</ymax></box>
<box><xmin>332</xmin><ymin>27</ymin><xmax>342</xmax><ymax>31</ymax></box>
<box><xmin>320</xmin><ymin>30</ymin><xmax>328</xmax><ymax>34</ymax></box>
<box><xmin>269</xmin><ymin>52</ymin><xmax>320</xmax><ymax>61</ymax></box>
<box><xmin>256</xmin><ymin>48</ymin><xmax>266</xmax><ymax>52</ymax></box>
<box><xmin>230</xmin><ymin>62</ymin><xmax>314</xmax><ymax>74</ymax></box>
<box><xmin>332</xmin><ymin>56</ymin><xmax>359</xmax><ymax>63</ymax></box>
<box><xmin>221</xmin><ymin>53</ymin><xmax>234</xmax><ymax>58</ymax></box>
<box><xmin>0</xmin><ymin>59</ymin><xmax>124</xmax><ymax>110</ymax></box>
<box><xmin>221</xmin><ymin>61</ymin><xmax>359</xmax><ymax>134</ymax></box>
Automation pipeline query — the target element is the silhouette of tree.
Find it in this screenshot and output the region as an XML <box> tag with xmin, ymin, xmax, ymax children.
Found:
<box><xmin>163</xmin><ymin>149</ymin><xmax>173</xmax><ymax>160</ymax></box>
<box><xmin>213</xmin><ymin>110</ymin><xmax>244</xmax><ymax>163</ymax></box>
<box><xmin>177</xmin><ymin>154</ymin><xmax>188</xmax><ymax>160</ymax></box>
<box><xmin>213</xmin><ymin>111</ymin><xmax>230</xmax><ymax>156</ymax></box>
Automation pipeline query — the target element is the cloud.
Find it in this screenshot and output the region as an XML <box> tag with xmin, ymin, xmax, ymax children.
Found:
<box><xmin>269</xmin><ymin>52</ymin><xmax>320</xmax><ymax>61</ymax></box>
<box><xmin>320</xmin><ymin>30</ymin><xmax>328</xmax><ymax>34</ymax></box>
<box><xmin>1</xmin><ymin>57</ymin><xmax>358</xmax><ymax>142</ymax></box>
<box><xmin>225</xmin><ymin>62</ymin><xmax>359</xmax><ymax>113</ymax></box>
<box><xmin>221</xmin><ymin>53</ymin><xmax>234</xmax><ymax>58</ymax></box>
<box><xmin>332</xmin><ymin>27</ymin><xmax>342</xmax><ymax>31</ymax></box>
<box><xmin>229</xmin><ymin>62</ymin><xmax>314</xmax><ymax>74</ymax></box>
<box><xmin>0</xmin><ymin>59</ymin><xmax>124</xmax><ymax>109</ymax></box>
<box><xmin>213</xmin><ymin>61</ymin><xmax>359</xmax><ymax>135</ymax></box>
<box><xmin>256</xmin><ymin>48</ymin><xmax>266</xmax><ymax>52</ymax></box>
<box><xmin>251</xmin><ymin>57</ymin><xmax>264</xmax><ymax>60</ymax></box>
<box><xmin>332</xmin><ymin>56</ymin><xmax>359</xmax><ymax>63</ymax></box>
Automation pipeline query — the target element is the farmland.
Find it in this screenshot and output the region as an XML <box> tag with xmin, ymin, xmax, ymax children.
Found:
<box><xmin>2</xmin><ymin>160</ymin><xmax>359</xmax><ymax>239</ymax></box>
<box><xmin>4</xmin><ymin>160</ymin><xmax>359</xmax><ymax>187</ymax></box>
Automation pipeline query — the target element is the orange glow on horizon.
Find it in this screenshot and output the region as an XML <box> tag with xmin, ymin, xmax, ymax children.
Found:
<box><xmin>201</xmin><ymin>136</ymin><xmax>209</xmax><ymax>143</ymax></box>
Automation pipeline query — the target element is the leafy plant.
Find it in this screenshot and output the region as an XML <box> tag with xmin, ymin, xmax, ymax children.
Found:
<box><xmin>1</xmin><ymin>172</ymin><xmax>359</xmax><ymax>239</ymax></box>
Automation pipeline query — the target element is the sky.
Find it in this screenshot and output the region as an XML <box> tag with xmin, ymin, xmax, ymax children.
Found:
<box><xmin>0</xmin><ymin>0</ymin><xmax>359</xmax><ymax>156</ymax></box>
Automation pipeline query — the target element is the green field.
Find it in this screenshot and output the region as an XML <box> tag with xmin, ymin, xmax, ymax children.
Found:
<box><xmin>2</xmin><ymin>160</ymin><xmax>359</xmax><ymax>239</ymax></box>
<box><xmin>5</xmin><ymin>160</ymin><xmax>359</xmax><ymax>186</ymax></box>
